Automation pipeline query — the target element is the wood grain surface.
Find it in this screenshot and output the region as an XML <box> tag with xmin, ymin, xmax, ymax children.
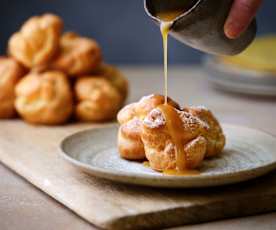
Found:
<box><xmin>0</xmin><ymin>164</ymin><xmax>95</xmax><ymax>230</ymax></box>
<box><xmin>0</xmin><ymin>67</ymin><xmax>276</xmax><ymax>230</ymax></box>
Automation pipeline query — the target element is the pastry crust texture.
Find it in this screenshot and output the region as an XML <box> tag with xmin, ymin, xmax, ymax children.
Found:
<box><xmin>184</xmin><ymin>106</ymin><xmax>226</xmax><ymax>157</ymax></box>
<box><xmin>117</xmin><ymin>95</ymin><xmax>226</xmax><ymax>171</ymax></box>
<box><xmin>117</xmin><ymin>94</ymin><xmax>179</xmax><ymax>160</ymax></box>
<box><xmin>0</xmin><ymin>57</ymin><xmax>25</xmax><ymax>118</ymax></box>
<box><xmin>51</xmin><ymin>32</ymin><xmax>102</xmax><ymax>76</ymax></box>
<box><xmin>3</xmin><ymin>13</ymin><xmax>128</xmax><ymax>126</ymax></box>
<box><xmin>94</xmin><ymin>64</ymin><xmax>128</xmax><ymax>101</ymax></box>
<box><xmin>75</xmin><ymin>77</ymin><xmax>123</xmax><ymax>122</ymax></box>
<box><xmin>15</xmin><ymin>71</ymin><xmax>73</xmax><ymax>125</ymax></box>
<box><xmin>8</xmin><ymin>14</ymin><xmax>63</xmax><ymax>68</ymax></box>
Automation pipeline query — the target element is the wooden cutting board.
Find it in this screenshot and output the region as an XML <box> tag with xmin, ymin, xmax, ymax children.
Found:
<box><xmin>0</xmin><ymin>120</ymin><xmax>276</xmax><ymax>230</ymax></box>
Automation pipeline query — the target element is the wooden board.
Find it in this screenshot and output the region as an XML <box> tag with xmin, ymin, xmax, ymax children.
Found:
<box><xmin>0</xmin><ymin>120</ymin><xmax>276</xmax><ymax>230</ymax></box>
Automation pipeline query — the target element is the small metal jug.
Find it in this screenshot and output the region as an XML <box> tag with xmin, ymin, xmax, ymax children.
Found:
<box><xmin>144</xmin><ymin>0</ymin><xmax>257</xmax><ymax>55</ymax></box>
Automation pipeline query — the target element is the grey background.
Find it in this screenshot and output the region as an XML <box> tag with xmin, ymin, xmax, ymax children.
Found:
<box><xmin>0</xmin><ymin>0</ymin><xmax>275</xmax><ymax>65</ymax></box>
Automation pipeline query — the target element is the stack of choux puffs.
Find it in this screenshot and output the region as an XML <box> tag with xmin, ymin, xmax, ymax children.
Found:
<box><xmin>0</xmin><ymin>13</ymin><xmax>128</xmax><ymax>125</ymax></box>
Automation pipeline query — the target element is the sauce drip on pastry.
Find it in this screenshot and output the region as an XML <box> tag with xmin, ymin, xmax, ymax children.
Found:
<box><xmin>158</xmin><ymin>104</ymin><xmax>185</xmax><ymax>170</ymax></box>
<box><xmin>156</xmin><ymin>8</ymin><xmax>200</xmax><ymax>175</ymax></box>
<box><xmin>158</xmin><ymin>104</ymin><xmax>200</xmax><ymax>175</ymax></box>
<box><xmin>118</xmin><ymin>95</ymin><xmax>225</xmax><ymax>175</ymax></box>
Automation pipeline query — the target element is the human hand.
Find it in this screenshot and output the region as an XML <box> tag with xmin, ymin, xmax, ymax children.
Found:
<box><xmin>224</xmin><ymin>0</ymin><xmax>262</xmax><ymax>39</ymax></box>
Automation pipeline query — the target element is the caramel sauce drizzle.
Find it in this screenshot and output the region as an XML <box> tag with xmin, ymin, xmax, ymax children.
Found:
<box><xmin>142</xmin><ymin>10</ymin><xmax>200</xmax><ymax>176</ymax></box>
<box><xmin>164</xmin><ymin>169</ymin><xmax>199</xmax><ymax>176</ymax></box>
<box><xmin>158</xmin><ymin>104</ymin><xmax>200</xmax><ymax>176</ymax></box>
<box><xmin>157</xmin><ymin>104</ymin><xmax>186</xmax><ymax>170</ymax></box>
<box><xmin>143</xmin><ymin>161</ymin><xmax>150</xmax><ymax>168</ymax></box>
<box><xmin>156</xmin><ymin>10</ymin><xmax>184</xmax><ymax>104</ymax></box>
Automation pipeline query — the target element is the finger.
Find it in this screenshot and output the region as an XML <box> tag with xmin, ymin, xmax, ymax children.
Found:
<box><xmin>224</xmin><ymin>0</ymin><xmax>262</xmax><ymax>39</ymax></box>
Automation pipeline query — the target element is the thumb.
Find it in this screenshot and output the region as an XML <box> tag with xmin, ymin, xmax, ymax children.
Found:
<box><xmin>224</xmin><ymin>0</ymin><xmax>262</xmax><ymax>39</ymax></box>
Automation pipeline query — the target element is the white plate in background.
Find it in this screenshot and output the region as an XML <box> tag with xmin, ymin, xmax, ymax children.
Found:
<box><xmin>203</xmin><ymin>56</ymin><xmax>276</xmax><ymax>96</ymax></box>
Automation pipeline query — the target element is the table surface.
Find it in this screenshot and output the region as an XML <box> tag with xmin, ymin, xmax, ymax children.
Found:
<box><xmin>1</xmin><ymin>66</ymin><xmax>276</xmax><ymax>230</ymax></box>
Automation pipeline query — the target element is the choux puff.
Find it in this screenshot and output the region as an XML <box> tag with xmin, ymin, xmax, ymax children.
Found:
<box><xmin>51</xmin><ymin>32</ymin><xmax>102</xmax><ymax>76</ymax></box>
<box><xmin>142</xmin><ymin>105</ymin><xmax>219</xmax><ymax>171</ymax></box>
<box><xmin>0</xmin><ymin>57</ymin><xmax>25</xmax><ymax>118</ymax></box>
<box><xmin>8</xmin><ymin>14</ymin><xmax>63</xmax><ymax>68</ymax></box>
<box><xmin>117</xmin><ymin>94</ymin><xmax>180</xmax><ymax>160</ymax></box>
<box><xmin>95</xmin><ymin>64</ymin><xmax>128</xmax><ymax>101</ymax></box>
<box><xmin>15</xmin><ymin>71</ymin><xmax>73</xmax><ymax>125</ymax></box>
<box><xmin>74</xmin><ymin>64</ymin><xmax>128</xmax><ymax>122</ymax></box>
<box><xmin>117</xmin><ymin>95</ymin><xmax>226</xmax><ymax>172</ymax></box>
<box><xmin>75</xmin><ymin>77</ymin><xmax>123</xmax><ymax>122</ymax></box>
<box><xmin>184</xmin><ymin>106</ymin><xmax>226</xmax><ymax>157</ymax></box>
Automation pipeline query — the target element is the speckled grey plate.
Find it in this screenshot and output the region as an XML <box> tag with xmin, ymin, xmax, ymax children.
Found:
<box><xmin>204</xmin><ymin>56</ymin><xmax>276</xmax><ymax>96</ymax></box>
<box><xmin>60</xmin><ymin>124</ymin><xmax>276</xmax><ymax>188</ymax></box>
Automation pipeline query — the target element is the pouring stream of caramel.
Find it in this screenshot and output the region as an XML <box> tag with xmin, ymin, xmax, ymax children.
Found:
<box><xmin>156</xmin><ymin>10</ymin><xmax>184</xmax><ymax>104</ymax></box>
<box><xmin>154</xmin><ymin>10</ymin><xmax>199</xmax><ymax>175</ymax></box>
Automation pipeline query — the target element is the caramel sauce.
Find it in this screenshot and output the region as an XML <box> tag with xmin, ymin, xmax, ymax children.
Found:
<box><xmin>143</xmin><ymin>161</ymin><xmax>150</xmax><ymax>167</ymax></box>
<box><xmin>142</xmin><ymin>8</ymin><xmax>201</xmax><ymax>176</ymax></box>
<box><xmin>163</xmin><ymin>169</ymin><xmax>199</xmax><ymax>176</ymax></box>
<box><xmin>157</xmin><ymin>10</ymin><xmax>184</xmax><ymax>22</ymax></box>
<box><xmin>156</xmin><ymin>10</ymin><xmax>184</xmax><ymax>104</ymax></box>
<box><xmin>158</xmin><ymin>104</ymin><xmax>186</xmax><ymax>171</ymax></box>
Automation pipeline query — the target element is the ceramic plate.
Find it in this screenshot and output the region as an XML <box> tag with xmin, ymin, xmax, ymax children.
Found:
<box><xmin>204</xmin><ymin>56</ymin><xmax>276</xmax><ymax>96</ymax></box>
<box><xmin>60</xmin><ymin>124</ymin><xmax>276</xmax><ymax>188</ymax></box>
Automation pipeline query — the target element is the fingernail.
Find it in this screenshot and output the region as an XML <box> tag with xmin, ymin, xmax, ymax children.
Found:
<box><xmin>224</xmin><ymin>21</ymin><xmax>242</xmax><ymax>39</ymax></box>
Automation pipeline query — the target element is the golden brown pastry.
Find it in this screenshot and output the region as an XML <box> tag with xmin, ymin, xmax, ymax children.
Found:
<box><xmin>94</xmin><ymin>64</ymin><xmax>128</xmax><ymax>101</ymax></box>
<box><xmin>142</xmin><ymin>106</ymin><xmax>209</xmax><ymax>171</ymax></box>
<box><xmin>51</xmin><ymin>32</ymin><xmax>102</xmax><ymax>76</ymax></box>
<box><xmin>15</xmin><ymin>71</ymin><xmax>73</xmax><ymax>125</ymax></box>
<box><xmin>184</xmin><ymin>106</ymin><xmax>226</xmax><ymax>157</ymax></box>
<box><xmin>118</xmin><ymin>117</ymin><xmax>145</xmax><ymax>160</ymax></box>
<box><xmin>117</xmin><ymin>95</ymin><xmax>180</xmax><ymax>160</ymax></box>
<box><xmin>0</xmin><ymin>57</ymin><xmax>25</xmax><ymax>118</ymax></box>
<box><xmin>75</xmin><ymin>77</ymin><xmax>123</xmax><ymax>122</ymax></box>
<box><xmin>117</xmin><ymin>95</ymin><xmax>226</xmax><ymax>172</ymax></box>
<box><xmin>8</xmin><ymin>14</ymin><xmax>63</xmax><ymax>68</ymax></box>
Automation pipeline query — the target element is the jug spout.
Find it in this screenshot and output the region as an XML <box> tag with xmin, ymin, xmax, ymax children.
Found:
<box><xmin>144</xmin><ymin>0</ymin><xmax>257</xmax><ymax>56</ymax></box>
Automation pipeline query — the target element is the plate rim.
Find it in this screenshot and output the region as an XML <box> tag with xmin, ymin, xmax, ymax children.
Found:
<box><xmin>59</xmin><ymin>124</ymin><xmax>276</xmax><ymax>188</ymax></box>
<box><xmin>203</xmin><ymin>56</ymin><xmax>276</xmax><ymax>96</ymax></box>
